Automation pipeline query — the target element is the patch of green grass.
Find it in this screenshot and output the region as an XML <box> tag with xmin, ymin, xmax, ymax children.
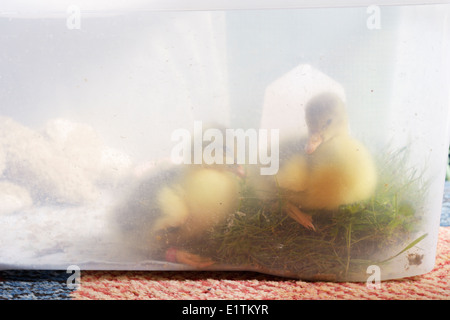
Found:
<box><xmin>193</xmin><ymin>146</ymin><xmax>428</xmax><ymax>281</ymax></box>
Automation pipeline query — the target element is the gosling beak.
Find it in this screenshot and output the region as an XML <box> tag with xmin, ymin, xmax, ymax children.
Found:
<box><xmin>223</xmin><ymin>147</ymin><xmax>246</xmax><ymax>178</ymax></box>
<box><xmin>305</xmin><ymin>133</ymin><xmax>323</xmax><ymax>154</ymax></box>
<box><xmin>231</xmin><ymin>164</ymin><xmax>246</xmax><ymax>178</ymax></box>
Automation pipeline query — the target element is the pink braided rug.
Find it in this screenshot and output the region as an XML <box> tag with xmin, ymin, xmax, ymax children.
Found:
<box><xmin>72</xmin><ymin>227</ymin><xmax>449</xmax><ymax>300</ymax></box>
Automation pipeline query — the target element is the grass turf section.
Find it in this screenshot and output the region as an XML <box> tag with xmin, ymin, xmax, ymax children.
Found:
<box><xmin>190</xmin><ymin>146</ymin><xmax>429</xmax><ymax>281</ymax></box>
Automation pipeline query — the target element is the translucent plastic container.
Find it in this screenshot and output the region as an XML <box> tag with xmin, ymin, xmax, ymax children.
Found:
<box><xmin>1</xmin><ymin>0</ymin><xmax>449</xmax><ymax>282</ymax></box>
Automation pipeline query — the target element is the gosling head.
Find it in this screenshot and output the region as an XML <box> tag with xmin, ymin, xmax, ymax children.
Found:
<box><xmin>304</xmin><ymin>92</ymin><xmax>349</xmax><ymax>154</ymax></box>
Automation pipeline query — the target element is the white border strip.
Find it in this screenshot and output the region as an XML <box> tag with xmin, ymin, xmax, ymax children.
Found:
<box><xmin>1</xmin><ymin>0</ymin><xmax>449</xmax><ymax>19</ymax></box>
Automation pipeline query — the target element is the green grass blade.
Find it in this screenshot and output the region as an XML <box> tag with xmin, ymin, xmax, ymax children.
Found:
<box><xmin>378</xmin><ymin>233</ymin><xmax>428</xmax><ymax>264</ymax></box>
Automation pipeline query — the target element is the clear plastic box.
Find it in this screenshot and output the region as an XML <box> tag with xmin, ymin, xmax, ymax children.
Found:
<box><xmin>1</xmin><ymin>0</ymin><xmax>449</xmax><ymax>281</ymax></box>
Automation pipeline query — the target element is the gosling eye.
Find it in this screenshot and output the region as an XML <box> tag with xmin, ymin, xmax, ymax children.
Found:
<box><xmin>323</xmin><ymin>118</ymin><xmax>332</xmax><ymax>129</ymax></box>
